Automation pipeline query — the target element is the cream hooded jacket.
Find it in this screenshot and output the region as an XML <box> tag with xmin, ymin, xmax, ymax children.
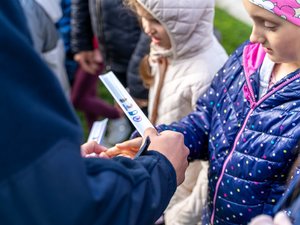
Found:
<box><xmin>137</xmin><ymin>0</ymin><xmax>228</xmax><ymax>224</ymax></box>
<box><xmin>138</xmin><ymin>0</ymin><xmax>228</xmax><ymax>125</ymax></box>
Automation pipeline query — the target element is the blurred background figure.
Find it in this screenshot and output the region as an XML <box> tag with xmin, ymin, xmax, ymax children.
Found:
<box><xmin>19</xmin><ymin>0</ymin><xmax>71</xmax><ymax>98</ymax></box>
<box><xmin>71</xmin><ymin>0</ymin><xmax>150</xmax><ymax>145</ymax></box>
<box><xmin>56</xmin><ymin>0</ymin><xmax>123</xmax><ymax>137</ymax></box>
<box><xmin>57</xmin><ymin>0</ymin><xmax>78</xmax><ymax>86</ymax></box>
<box><xmin>71</xmin><ymin>38</ymin><xmax>123</xmax><ymax>131</ymax></box>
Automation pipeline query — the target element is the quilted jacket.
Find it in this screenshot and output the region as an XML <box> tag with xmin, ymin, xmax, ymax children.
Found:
<box><xmin>157</xmin><ymin>41</ymin><xmax>300</xmax><ymax>224</ymax></box>
<box><xmin>72</xmin><ymin>0</ymin><xmax>141</xmax><ymax>73</ymax></box>
<box><xmin>249</xmin><ymin>162</ymin><xmax>300</xmax><ymax>225</ymax></box>
<box><xmin>138</xmin><ymin>0</ymin><xmax>228</xmax><ymax>125</ymax></box>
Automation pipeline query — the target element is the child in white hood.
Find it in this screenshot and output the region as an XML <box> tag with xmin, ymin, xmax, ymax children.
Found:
<box><xmin>123</xmin><ymin>0</ymin><xmax>228</xmax><ymax>224</ymax></box>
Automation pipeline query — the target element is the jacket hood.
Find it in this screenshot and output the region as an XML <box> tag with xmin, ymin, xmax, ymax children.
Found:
<box><xmin>137</xmin><ymin>0</ymin><xmax>215</xmax><ymax>60</ymax></box>
<box><xmin>34</xmin><ymin>0</ymin><xmax>62</xmax><ymax>22</ymax></box>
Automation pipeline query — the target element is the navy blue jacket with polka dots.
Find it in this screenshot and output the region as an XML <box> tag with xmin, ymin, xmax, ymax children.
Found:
<box><xmin>157</xmin><ymin>41</ymin><xmax>300</xmax><ymax>225</ymax></box>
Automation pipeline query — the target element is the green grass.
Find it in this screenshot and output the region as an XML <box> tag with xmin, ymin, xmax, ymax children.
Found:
<box><xmin>77</xmin><ymin>7</ymin><xmax>252</xmax><ymax>138</ymax></box>
<box><xmin>214</xmin><ymin>7</ymin><xmax>252</xmax><ymax>54</ymax></box>
<box><xmin>77</xmin><ymin>111</ymin><xmax>89</xmax><ymax>139</ymax></box>
<box><xmin>98</xmin><ymin>79</ymin><xmax>114</xmax><ymax>104</ymax></box>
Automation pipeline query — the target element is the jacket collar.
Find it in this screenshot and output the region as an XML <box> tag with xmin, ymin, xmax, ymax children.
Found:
<box><xmin>242</xmin><ymin>42</ymin><xmax>266</xmax><ymax>78</ymax></box>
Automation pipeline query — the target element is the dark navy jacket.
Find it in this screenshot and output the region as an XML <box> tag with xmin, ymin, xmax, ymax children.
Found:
<box><xmin>156</xmin><ymin>41</ymin><xmax>300</xmax><ymax>224</ymax></box>
<box><xmin>72</xmin><ymin>0</ymin><xmax>141</xmax><ymax>74</ymax></box>
<box><xmin>0</xmin><ymin>1</ymin><xmax>176</xmax><ymax>224</ymax></box>
<box><xmin>71</xmin><ymin>0</ymin><xmax>149</xmax><ymax>99</ymax></box>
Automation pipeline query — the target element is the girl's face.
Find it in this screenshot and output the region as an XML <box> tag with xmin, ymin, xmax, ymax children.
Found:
<box><xmin>136</xmin><ymin>6</ymin><xmax>171</xmax><ymax>49</ymax></box>
<box><xmin>243</xmin><ymin>0</ymin><xmax>300</xmax><ymax>66</ymax></box>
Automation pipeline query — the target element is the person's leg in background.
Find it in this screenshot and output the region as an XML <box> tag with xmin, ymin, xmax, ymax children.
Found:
<box><xmin>71</xmin><ymin>66</ymin><xmax>121</xmax><ymax>129</ymax></box>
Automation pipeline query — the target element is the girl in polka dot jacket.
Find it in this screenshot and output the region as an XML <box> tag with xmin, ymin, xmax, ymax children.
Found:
<box><xmin>106</xmin><ymin>0</ymin><xmax>300</xmax><ymax>224</ymax></box>
<box><xmin>153</xmin><ymin>0</ymin><xmax>300</xmax><ymax>224</ymax></box>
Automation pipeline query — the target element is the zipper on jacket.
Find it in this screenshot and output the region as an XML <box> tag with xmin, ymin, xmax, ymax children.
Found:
<box><xmin>245</xmin><ymin>73</ymin><xmax>257</xmax><ymax>109</ymax></box>
<box><xmin>210</xmin><ymin>72</ymin><xmax>300</xmax><ymax>224</ymax></box>
<box><xmin>210</xmin><ymin>107</ymin><xmax>254</xmax><ymax>225</ymax></box>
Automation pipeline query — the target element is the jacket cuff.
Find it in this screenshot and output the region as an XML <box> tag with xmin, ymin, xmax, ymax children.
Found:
<box><xmin>145</xmin><ymin>150</ymin><xmax>177</xmax><ymax>193</ymax></box>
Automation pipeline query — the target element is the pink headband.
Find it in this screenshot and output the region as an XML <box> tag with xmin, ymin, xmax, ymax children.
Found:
<box><xmin>249</xmin><ymin>0</ymin><xmax>300</xmax><ymax>26</ymax></box>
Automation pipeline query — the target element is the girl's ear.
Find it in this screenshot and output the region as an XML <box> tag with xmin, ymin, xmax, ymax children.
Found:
<box><xmin>139</xmin><ymin>54</ymin><xmax>153</xmax><ymax>88</ymax></box>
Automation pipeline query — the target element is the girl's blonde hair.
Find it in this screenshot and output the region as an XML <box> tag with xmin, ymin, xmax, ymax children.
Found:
<box><xmin>123</xmin><ymin>0</ymin><xmax>154</xmax><ymax>88</ymax></box>
<box><xmin>139</xmin><ymin>55</ymin><xmax>153</xmax><ymax>88</ymax></box>
<box><xmin>123</xmin><ymin>0</ymin><xmax>138</xmax><ymax>13</ymax></box>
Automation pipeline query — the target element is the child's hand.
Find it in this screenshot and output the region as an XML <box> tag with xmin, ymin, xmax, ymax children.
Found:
<box><xmin>81</xmin><ymin>141</ymin><xmax>109</xmax><ymax>159</ymax></box>
<box><xmin>105</xmin><ymin>137</ymin><xmax>142</xmax><ymax>158</ymax></box>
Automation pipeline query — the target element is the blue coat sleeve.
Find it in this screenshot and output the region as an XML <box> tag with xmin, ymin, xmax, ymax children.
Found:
<box><xmin>131</xmin><ymin>74</ymin><xmax>216</xmax><ymax>160</ymax></box>
<box><xmin>155</xmin><ymin>73</ymin><xmax>222</xmax><ymax>161</ymax></box>
<box><xmin>130</xmin><ymin>74</ymin><xmax>217</xmax><ymax>160</ymax></box>
<box><xmin>85</xmin><ymin>151</ymin><xmax>176</xmax><ymax>225</ymax></box>
<box><xmin>0</xmin><ymin>2</ymin><xmax>176</xmax><ymax>225</ymax></box>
